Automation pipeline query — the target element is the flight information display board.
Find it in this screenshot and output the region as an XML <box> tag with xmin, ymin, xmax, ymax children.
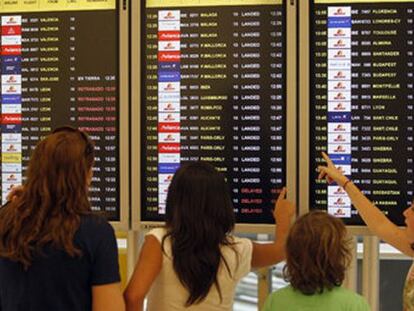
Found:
<box><xmin>0</xmin><ymin>0</ymin><xmax>120</xmax><ymax>220</ymax></box>
<box><xmin>310</xmin><ymin>0</ymin><xmax>414</xmax><ymax>226</ymax></box>
<box><xmin>141</xmin><ymin>0</ymin><xmax>286</xmax><ymax>224</ymax></box>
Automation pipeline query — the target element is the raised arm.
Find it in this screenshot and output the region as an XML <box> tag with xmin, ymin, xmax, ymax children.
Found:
<box><xmin>251</xmin><ymin>187</ymin><xmax>295</xmax><ymax>268</ymax></box>
<box><xmin>124</xmin><ymin>235</ymin><xmax>162</xmax><ymax>311</ymax></box>
<box><xmin>318</xmin><ymin>152</ymin><xmax>414</xmax><ymax>257</ymax></box>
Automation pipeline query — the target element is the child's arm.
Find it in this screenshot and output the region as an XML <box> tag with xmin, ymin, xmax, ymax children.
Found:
<box><xmin>251</xmin><ymin>188</ymin><xmax>295</xmax><ymax>268</ymax></box>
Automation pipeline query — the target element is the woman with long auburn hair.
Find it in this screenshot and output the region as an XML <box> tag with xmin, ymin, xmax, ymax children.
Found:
<box><xmin>0</xmin><ymin>127</ymin><xmax>124</xmax><ymax>311</ymax></box>
<box><xmin>124</xmin><ymin>161</ymin><xmax>295</xmax><ymax>310</ymax></box>
<box><xmin>263</xmin><ymin>211</ymin><xmax>369</xmax><ymax>311</ymax></box>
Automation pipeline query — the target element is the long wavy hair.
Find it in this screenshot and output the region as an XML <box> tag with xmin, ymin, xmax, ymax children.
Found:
<box><xmin>163</xmin><ymin>162</ymin><xmax>236</xmax><ymax>306</ymax></box>
<box><xmin>284</xmin><ymin>210</ymin><xmax>352</xmax><ymax>295</ymax></box>
<box><xmin>0</xmin><ymin>127</ymin><xmax>95</xmax><ymax>269</ymax></box>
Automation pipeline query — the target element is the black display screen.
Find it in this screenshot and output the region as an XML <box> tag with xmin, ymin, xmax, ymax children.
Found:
<box><xmin>0</xmin><ymin>2</ymin><xmax>120</xmax><ymax>221</ymax></box>
<box><xmin>141</xmin><ymin>0</ymin><xmax>286</xmax><ymax>224</ymax></box>
<box><xmin>310</xmin><ymin>0</ymin><xmax>414</xmax><ymax>226</ymax></box>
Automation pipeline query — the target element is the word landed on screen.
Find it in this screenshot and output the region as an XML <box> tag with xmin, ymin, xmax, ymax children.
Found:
<box><xmin>141</xmin><ymin>0</ymin><xmax>286</xmax><ymax>224</ymax></box>
<box><xmin>310</xmin><ymin>0</ymin><xmax>414</xmax><ymax>226</ymax></box>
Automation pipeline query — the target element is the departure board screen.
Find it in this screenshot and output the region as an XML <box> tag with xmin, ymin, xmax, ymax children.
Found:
<box><xmin>0</xmin><ymin>0</ymin><xmax>120</xmax><ymax>220</ymax></box>
<box><xmin>310</xmin><ymin>0</ymin><xmax>414</xmax><ymax>226</ymax></box>
<box><xmin>141</xmin><ymin>0</ymin><xmax>286</xmax><ymax>223</ymax></box>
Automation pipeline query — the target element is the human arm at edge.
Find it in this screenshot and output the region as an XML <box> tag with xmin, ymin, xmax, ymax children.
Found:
<box><xmin>318</xmin><ymin>152</ymin><xmax>414</xmax><ymax>257</ymax></box>
<box><xmin>92</xmin><ymin>283</ymin><xmax>125</xmax><ymax>311</ymax></box>
<box><xmin>251</xmin><ymin>187</ymin><xmax>295</xmax><ymax>268</ymax></box>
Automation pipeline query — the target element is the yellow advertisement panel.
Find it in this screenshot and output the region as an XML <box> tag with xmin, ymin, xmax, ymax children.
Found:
<box><xmin>2</xmin><ymin>153</ymin><xmax>22</xmax><ymax>164</ymax></box>
<box><xmin>0</xmin><ymin>0</ymin><xmax>115</xmax><ymax>13</ymax></box>
<box><xmin>315</xmin><ymin>0</ymin><xmax>413</xmax><ymax>3</ymax></box>
<box><xmin>147</xmin><ymin>0</ymin><xmax>282</xmax><ymax>8</ymax></box>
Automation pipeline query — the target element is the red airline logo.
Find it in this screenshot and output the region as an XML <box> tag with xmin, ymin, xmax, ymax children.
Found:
<box><xmin>1</xmin><ymin>45</ymin><xmax>21</xmax><ymax>55</ymax></box>
<box><xmin>2</xmin><ymin>26</ymin><xmax>21</xmax><ymax>35</ymax></box>
<box><xmin>2</xmin><ymin>114</ymin><xmax>22</xmax><ymax>124</ymax></box>
<box><xmin>158</xmin><ymin>122</ymin><xmax>180</xmax><ymax>133</ymax></box>
<box><xmin>158</xmin><ymin>31</ymin><xmax>180</xmax><ymax>41</ymax></box>
<box><xmin>158</xmin><ymin>51</ymin><xmax>180</xmax><ymax>62</ymax></box>
<box><xmin>158</xmin><ymin>143</ymin><xmax>180</xmax><ymax>153</ymax></box>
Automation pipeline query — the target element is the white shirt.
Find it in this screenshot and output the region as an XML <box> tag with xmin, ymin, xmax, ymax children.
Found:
<box><xmin>146</xmin><ymin>228</ymin><xmax>253</xmax><ymax>311</ymax></box>
<box><xmin>404</xmin><ymin>261</ymin><xmax>414</xmax><ymax>310</ymax></box>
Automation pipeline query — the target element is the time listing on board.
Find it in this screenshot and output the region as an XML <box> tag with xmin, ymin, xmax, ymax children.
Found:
<box><xmin>0</xmin><ymin>0</ymin><xmax>120</xmax><ymax>220</ymax></box>
<box><xmin>311</xmin><ymin>0</ymin><xmax>414</xmax><ymax>226</ymax></box>
<box><xmin>142</xmin><ymin>0</ymin><xmax>286</xmax><ymax>224</ymax></box>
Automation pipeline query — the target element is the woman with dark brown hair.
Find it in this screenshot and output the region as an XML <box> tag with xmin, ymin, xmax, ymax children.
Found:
<box><xmin>124</xmin><ymin>162</ymin><xmax>295</xmax><ymax>310</ymax></box>
<box><xmin>263</xmin><ymin>211</ymin><xmax>369</xmax><ymax>311</ymax></box>
<box><xmin>0</xmin><ymin>127</ymin><xmax>124</xmax><ymax>311</ymax></box>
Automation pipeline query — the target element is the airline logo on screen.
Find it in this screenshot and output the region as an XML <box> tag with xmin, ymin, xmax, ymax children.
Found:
<box><xmin>326</xmin><ymin>6</ymin><xmax>352</xmax><ymax>218</ymax></box>
<box><xmin>1</xmin><ymin>15</ymin><xmax>22</xmax><ymax>204</ymax></box>
<box><xmin>157</xmin><ymin>10</ymin><xmax>181</xmax><ymax>215</ymax></box>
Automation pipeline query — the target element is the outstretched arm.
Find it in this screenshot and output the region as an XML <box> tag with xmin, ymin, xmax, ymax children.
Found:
<box><xmin>124</xmin><ymin>235</ymin><xmax>162</xmax><ymax>311</ymax></box>
<box><xmin>251</xmin><ymin>187</ymin><xmax>295</xmax><ymax>268</ymax></box>
<box><xmin>318</xmin><ymin>152</ymin><xmax>414</xmax><ymax>257</ymax></box>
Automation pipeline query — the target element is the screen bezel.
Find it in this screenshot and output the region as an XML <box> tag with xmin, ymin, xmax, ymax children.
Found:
<box><xmin>300</xmin><ymin>0</ymin><xmax>382</xmax><ymax>233</ymax></box>
<box><xmin>110</xmin><ymin>0</ymin><xmax>129</xmax><ymax>230</ymax></box>
<box><xmin>0</xmin><ymin>1</ymin><xmax>129</xmax><ymax>230</ymax></box>
<box><xmin>132</xmin><ymin>0</ymin><xmax>297</xmax><ymax>232</ymax></box>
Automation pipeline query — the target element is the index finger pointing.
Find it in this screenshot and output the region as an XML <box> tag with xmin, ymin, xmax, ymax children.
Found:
<box><xmin>277</xmin><ymin>187</ymin><xmax>287</xmax><ymax>201</ymax></box>
<box><xmin>321</xmin><ymin>152</ymin><xmax>333</xmax><ymax>165</ymax></box>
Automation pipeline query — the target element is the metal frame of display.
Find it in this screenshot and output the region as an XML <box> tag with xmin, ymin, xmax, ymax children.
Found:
<box><xmin>0</xmin><ymin>1</ymin><xmax>129</xmax><ymax>230</ymax></box>
<box><xmin>131</xmin><ymin>0</ymin><xmax>141</xmax><ymax>231</ymax></box>
<box><xmin>110</xmin><ymin>0</ymin><xmax>129</xmax><ymax>230</ymax></box>
<box><xmin>131</xmin><ymin>0</ymin><xmax>297</xmax><ymax>234</ymax></box>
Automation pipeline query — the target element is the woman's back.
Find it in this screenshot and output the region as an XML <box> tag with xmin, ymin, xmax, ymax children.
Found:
<box><xmin>124</xmin><ymin>162</ymin><xmax>295</xmax><ymax>310</ymax></box>
<box><xmin>0</xmin><ymin>215</ymin><xmax>119</xmax><ymax>311</ymax></box>
<box><xmin>146</xmin><ymin>228</ymin><xmax>252</xmax><ymax>311</ymax></box>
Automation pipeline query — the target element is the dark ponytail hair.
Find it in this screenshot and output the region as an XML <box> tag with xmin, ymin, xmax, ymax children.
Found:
<box><xmin>163</xmin><ymin>162</ymin><xmax>236</xmax><ymax>306</ymax></box>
